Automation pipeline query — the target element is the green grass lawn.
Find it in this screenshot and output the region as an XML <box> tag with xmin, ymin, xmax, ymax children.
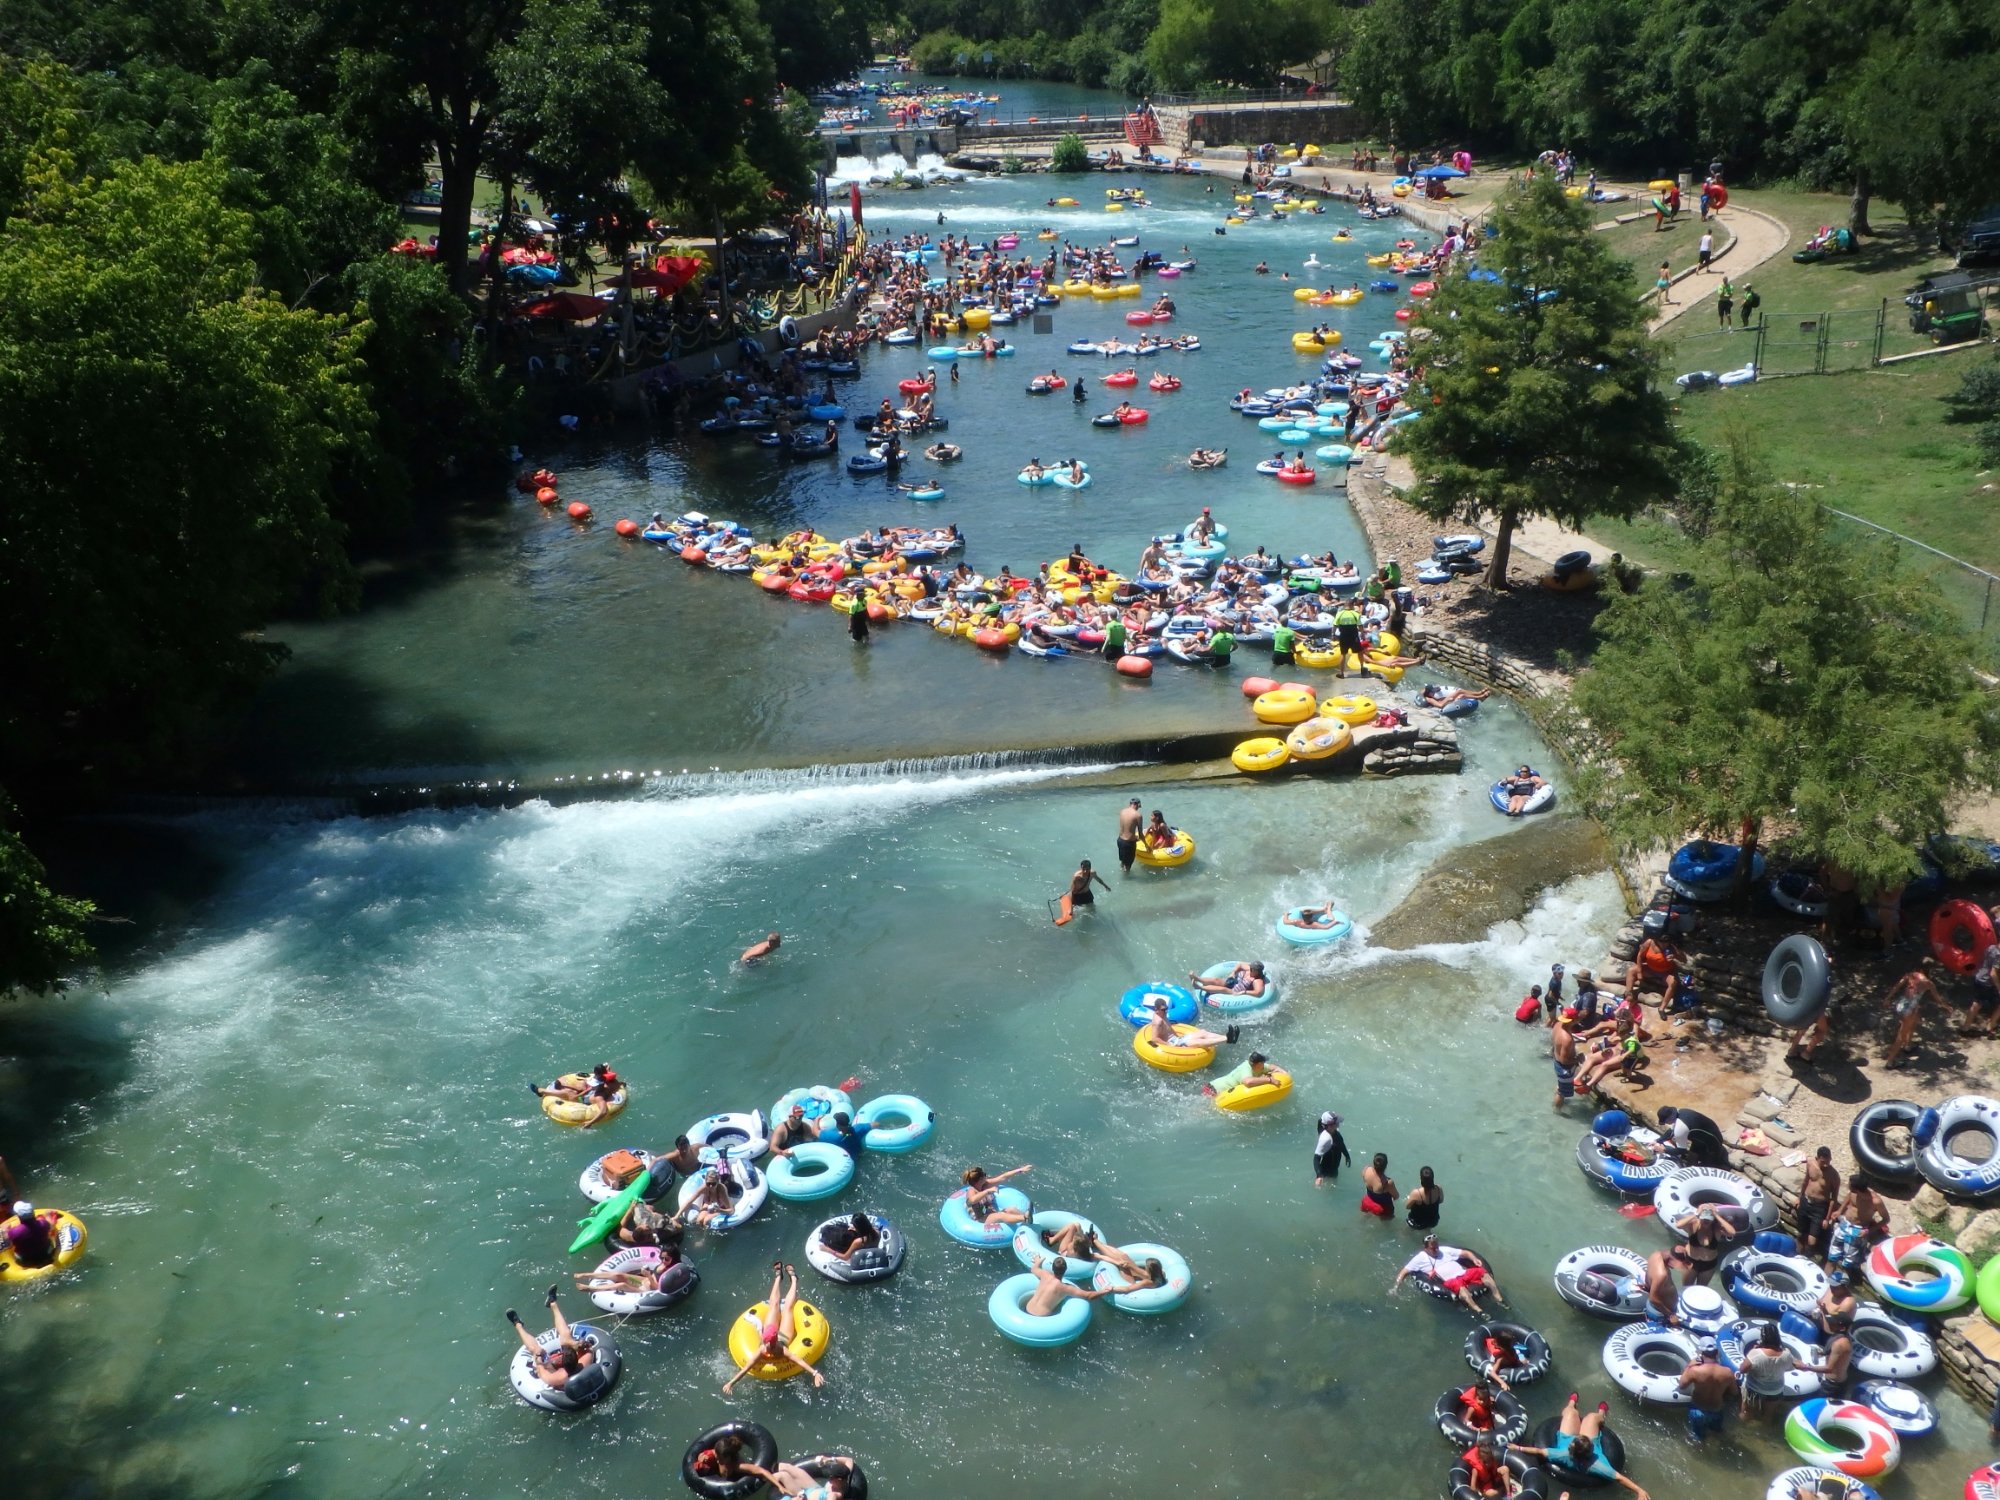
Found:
<box><xmin>1593</xmin><ymin>205</ymin><xmax>1735</xmax><ymax>293</ymax></box>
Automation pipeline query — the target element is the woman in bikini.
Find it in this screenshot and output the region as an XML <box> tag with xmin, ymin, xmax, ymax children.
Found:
<box><xmin>1361</xmin><ymin>1153</ymin><xmax>1397</xmax><ymax>1218</ymax></box>
<box><xmin>723</xmin><ymin>1263</ymin><xmax>825</xmax><ymax>1394</ymax></box>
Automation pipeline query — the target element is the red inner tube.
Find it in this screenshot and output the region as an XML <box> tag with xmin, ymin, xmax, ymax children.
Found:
<box><xmin>1931</xmin><ymin>899</ymin><xmax>1997</xmax><ymax>974</ymax></box>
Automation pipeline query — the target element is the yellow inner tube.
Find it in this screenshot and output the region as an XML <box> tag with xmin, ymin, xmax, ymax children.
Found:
<box><xmin>1215</xmin><ymin>1069</ymin><xmax>1294</xmax><ymax>1112</ymax></box>
<box><xmin>1327</xmin><ymin>290</ymin><xmax>1363</xmax><ymax>306</ymax></box>
<box><xmin>1375</xmin><ymin>631</ymin><xmax>1402</xmax><ymax>655</ymax></box>
<box><xmin>1542</xmin><ymin>568</ymin><xmax>1598</xmax><ymax>592</ymax></box>
<box><xmin>1293</xmin><ymin>287</ymin><xmax>1318</xmax><ymax>302</ymax></box>
<box><xmin>1367</xmin><ymin>253</ymin><xmax>1393</xmax><ymax>266</ymax></box>
<box><xmin>1063</xmin><ymin>279</ymin><xmax>1093</xmax><ymax>295</ymax></box>
<box><xmin>1351</xmin><ymin>652</ymin><xmax>1404</xmax><ymax>684</ymax></box>
<box><xmin>1133</xmin><ymin>830</ymin><xmax>1196</xmax><ymax>867</ymax></box>
<box><xmin>1115</xmin><ymin>283</ymin><xmax>1140</xmax><ymax>298</ymax></box>
<box><xmin>1054</xmin><ymin>197</ymin><xmax>1078</xmax><ymax>207</ymax></box>
<box><xmin>1133</xmin><ymin>1024</ymin><xmax>1215</xmax><ymax>1072</ymax></box>
<box><xmin>1091</xmin><ymin>285</ymin><xmax>1119</xmax><ymax>299</ymax></box>
<box><xmin>727</xmin><ymin>1300</ymin><xmax>831</xmax><ymax>1379</ymax></box>
<box><xmin>1285</xmin><ymin>718</ymin><xmax>1352</xmax><ymax>761</ymax></box>
<box><xmin>1105</xmin><ymin>203</ymin><xmax>1124</xmax><ymax>212</ymax></box>
<box><xmin>1292</xmin><ymin>643</ymin><xmax>1341</xmax><ymax>669</ymax></box>
<box><xmin>1321</xmin><ymin>694</ymin><xmax>1378</xmax><ymax>725</ymax></box>
<box><xmin>0</xmin><ymin>1210</ymin><xmax>86</xmax><ymax>1283</ymax></box>
<box><xmin>1232</xmin><ymin>737</ymin><xmax>1291</xmax><ymax>773</ymax></box>
<box><xmin>962</xmin><ymin>308</ymin><xmax>992</xmax><ymax>330</ymax></box>
<box><xmin>1252</xmin><ymin>689</ymin><xmax>1316</xmax><ymax>725</ymax></box>
<box><xmin>540</xmin><ymin>1075</ymin><xmax>630</xmax><ymax>1126</ymax></box>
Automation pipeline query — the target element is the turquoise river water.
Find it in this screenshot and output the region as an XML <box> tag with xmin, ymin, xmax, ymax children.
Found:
<box><xmin>2</xmin><ymin>77</ymin><xmax>1982</xmax><ymax>1500</ymax></box>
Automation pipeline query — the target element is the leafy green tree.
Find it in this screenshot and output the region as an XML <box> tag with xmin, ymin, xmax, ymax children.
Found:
<box><xmin>1143</xmin><ymin>0</ymin><xmax>1327</xmax><ymax>91</ymax></box>
<box><xmin>1942</xmin><ymin>357</ymin><xmax>2000</xmax><ymax>467</ymax></box>
<box><xmin>1050</xmin><ymin>131</ymin><xmax>1089</xmax><ymax>172</ymax></box>
<box><xmin>1573</xmin><ymin>440</ymin><xmax>2000</xmax><ymax>890</ymax></box>
<box><xmin>0</xmin><ymin>148</ymin><xmax>368</xmax><ymax>789</ymax></box>
<box><xmin>1394</xmin><ymin>173</ymin><xmax>1676</xmax><ymax>586</ymax></box>
<box><xmin>0</xmin><ymin>797</ymin><xmax>93</xmax><ymax>995</ymax></box>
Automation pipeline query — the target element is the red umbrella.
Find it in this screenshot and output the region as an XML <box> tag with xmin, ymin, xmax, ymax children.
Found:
<box><xmin>849</xmin><ymin>182</ymin><xmax>863</xmax><ymax>228</ymax></box>
<box><xmin>519</xmin><ymin>292</ymin><xmax>607</xmax><ymax>321</ymax></box>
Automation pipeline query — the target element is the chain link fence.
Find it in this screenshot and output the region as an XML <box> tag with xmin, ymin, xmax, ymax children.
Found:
<box><xmin>1666</xmin><ymin>288</ymin><xmax>1995</xmax><ymax>379</ymax></box>
<box><xmin>1824</xmin><ymin>508</ymin><xmax>2000</xmax><ymax>670</ymax></box>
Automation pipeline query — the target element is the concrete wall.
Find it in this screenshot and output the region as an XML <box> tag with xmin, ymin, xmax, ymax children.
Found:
<box><xmin>1157</xmin><ymin>102</ymin><xmax>1355</xmax><ymax>153</ymax></box>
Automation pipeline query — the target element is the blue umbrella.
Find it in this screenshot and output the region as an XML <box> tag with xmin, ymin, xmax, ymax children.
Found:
<box><xmin>1414</xmin><ymin>164</ymin><xmax>1467</xmax><ymax>179</ymax></box>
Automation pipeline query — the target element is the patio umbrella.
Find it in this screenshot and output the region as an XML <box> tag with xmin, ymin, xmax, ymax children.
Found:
<box><xmin>1414</xmin><ymin>164</ymin><xmax>1467</xmax><ymax>179</ymax></box>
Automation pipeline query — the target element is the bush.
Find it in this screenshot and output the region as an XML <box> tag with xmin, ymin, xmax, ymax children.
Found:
<box><xmin>1943</xmin><ymin>356</ymin><xmax>2000</xmax><ymax>466</ymax></box>
<box><xmin>1000</xmin><ymin>155</ymin><xmax>1025</xmax><ymax>174</ymax></box>
<box><xmin>1051</xmin><ymin>133</ymin><xmax>1090</xmax><ymax>173</ymax></box>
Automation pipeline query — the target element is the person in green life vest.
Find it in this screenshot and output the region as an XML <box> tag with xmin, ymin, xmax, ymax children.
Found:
<box><xmin>1271</xmin><ymin>619</ymin><xmax>1296</xmax><ymax>666</ymax></box>
<box><xmin>1100</xmin><ymin>614</ymin><xmax>1128</xmax><ymax>662</ymax></box>
<box><xmin>1333</xmin><ymin>602</ymin><xmax>1362</xmax><ymax>676</ymax></box>
<box><xmin>1382</xmin><ymin>558</ymin><xmax>1401</xmax><ymax>588</ymax></box>
<box><xmin>1206</xmin><ymin>626</ymin><xmax>1235</xmax><ymax>664</ymax></box>
<box><xmin>1363</xmin><ymin>574</ymin><xmax>1385</xmax><ymax>602</ymax></box>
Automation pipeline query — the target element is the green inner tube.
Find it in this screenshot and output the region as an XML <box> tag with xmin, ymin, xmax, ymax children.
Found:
<box><xmin>1977</xmin><ymin>1253</ymin><xmax>2000</xmax><ymax>1325</ymax></box>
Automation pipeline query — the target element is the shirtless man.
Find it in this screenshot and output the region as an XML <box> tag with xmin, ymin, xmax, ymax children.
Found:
<box><xmin>1145</xmin><ymin>996</ymin><xmax>1237</xmax><ymax>1051</ymax></box>
<box><xmin>1677</xmin><ymin>1339</ymin><xmax>1735</xmax><ymax>1444</ymax></box>
<box><xmin>1551</xmin><ymin>1010</ymin><xmax>1581</xmax><ymax>1110</ymax></box>
<box><xmin>1116</xmin><ymin>798</ymin><xmax>1144</xmax><ymax>875</ymax></box>
<box><xmin>1827</xmin><ymin>1173</ymin><xmax>1890</xmax><ymax>1271</ymax></box>
<box><xmin>1188</xmin><ymin>508</ymin><xmax>1216</xmax><ymax>544</ymax></box>
<box><xmin>741</xmin><ymin>932</ymin><xmax>781</xmax><ymax>963</ymax></box>
<box><xmin>1023</xmin><ymin>1259</ymin><xmax>1113</xmax><ymax>1317</ymax></box>
<box><xmin>1068</xmin><ymin>859</ymin><xmax>1110</xmax><ymax>910</ymax></box>
<box><xmin>1643</xmin><ymin>1243</ymin><xmax>1690</xmax><ymax>1324</ymax></box>
<box><xmin>1188</xmin><ymin>960</ymin><xmax>1268</xmax><ymax>1000</ymax></box>
<box><xmin>1796</xmin><ymin>1146</ymin><xmax>1841</xmax><ymax>1260</ymax></box>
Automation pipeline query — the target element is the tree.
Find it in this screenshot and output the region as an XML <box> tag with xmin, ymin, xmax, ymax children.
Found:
<box><xmin>1050</xmin><ymin>132</ymin><xmax>1089</xmax><ymax>172</ymax></box>
<box><xmin>0</xmin><ymin>145</ymin><xmax>369</xmax><ymax>790</ymax></box>
<box><xmin>1394</xmin><ymin>173</ymin><xmax>1676</xmax><ymax>586</ymax></box>
<box><xmin>1572</xmin><ymin>439</ymin><xmax>2000</xmax><ymax>891</ymax></box>
<box><xmin>0</xmin><ymin>796</ymin><xmax>93</xmax><ymax>995</ymax></box>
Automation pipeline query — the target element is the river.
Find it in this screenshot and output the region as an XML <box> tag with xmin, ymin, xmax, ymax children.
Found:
<box><xmin>1</xmin><ymin>75</ymin><xmax>1979</xmax><ymax>1500</ymax></box>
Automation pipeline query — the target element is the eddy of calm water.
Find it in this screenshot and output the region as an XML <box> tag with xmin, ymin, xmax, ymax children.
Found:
<box><xmin>4</xmin><ymin>77</ymin><xmax>1984</xmax><ymax>1500</ymax></box>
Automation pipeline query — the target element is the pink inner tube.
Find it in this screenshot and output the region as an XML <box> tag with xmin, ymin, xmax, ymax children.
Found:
<box><xmin>1158</xmin><ymin>267</ymin><xmax>1181</xmax><ymax>278</ymax></box>
<box><xmin>1149</xmin><ymin>309</ymin><xmax>1173</xmax><ymax>321</ymax></box>
<box><xmin>1410</xmin><ymin>281</ymin><xmax>1437</xmax><ymax>296</ymax></box>
<box><xmin>1076</xmin><ymin>628</ymin><xmax>1105</xmax><ymax>646</ymax></box>
<box><xmin>1276</xmin><ymin>467</ymin><xmax>1316</xmax><ymax>484</ymax></box>
<box><xmin>1104</xmin><ymin>372</ymin><xmax>1138</xmax><ymax>387</ymax></box>
<box><xmin>1394</xmin><ymin>308</ymin><xmax>1413</xmax><ymax>320</ymax></box>
<box><xmin>1125</xmin><ymin>311</ymin><xmax>1153</xmax><ymax>325</ymax></box>
<box><xmin>1119</xmin><ymin>409</ymin><xmax>1149</xmax><ymax>424</ymax></box>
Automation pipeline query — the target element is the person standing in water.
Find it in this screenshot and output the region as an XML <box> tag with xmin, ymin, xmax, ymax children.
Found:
<box><xmin>1116</xmin><ymin>798</ymin><xmax>1143</xmax><ymax>874</ymax></box>
<box><xmin>1405</xmin><ymin>1165</ymin><xmax>1443</xmax><ymax>1229</ymax></box>
<box><xmin>1360</xmin><ymin>1153</ymin><xmax>1396</xmax><ymax>1217</ymax></box>
<box><xmin>1313</xmin><ymin>1111</ymin><xmax>1351</xmax><ymax>1186</ymax></box>
<box><xmin>1069</xmin><ymin>859</ymin><xmax>1109</xmax><ymax>910</ymax></box>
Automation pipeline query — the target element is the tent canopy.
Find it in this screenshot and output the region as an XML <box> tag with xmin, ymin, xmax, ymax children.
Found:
<box><xmin>1414</xmin><ymin>164</ymin><xmax>1467</xmax><ymax>179</ymax></box>
<box><xmin>519</xmin><ymin>291</ymin><xmax>605</xmax><ymax>321</ymax></box>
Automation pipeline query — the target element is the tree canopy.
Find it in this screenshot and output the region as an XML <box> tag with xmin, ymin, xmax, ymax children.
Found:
<box><xmin>1572</xmin><ymin>439</ymin><xmax>2000</xmax><ymax>890</ymax></box>
<box><xmin>1393</xmin><ymin>173</ymin><xmax>1677</xmax><ymax>585</ymax></box>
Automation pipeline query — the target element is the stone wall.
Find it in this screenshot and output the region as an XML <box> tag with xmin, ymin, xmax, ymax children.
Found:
<box><xmin>1156</xmin><ymin>103</ymin><xmax>1355</xmax><ymax>153</ymax></box>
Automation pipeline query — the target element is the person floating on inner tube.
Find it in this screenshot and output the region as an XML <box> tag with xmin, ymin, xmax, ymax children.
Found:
<box><xmin>4</xmin><ymin>1202</ymin><xmax>58</xmax><ymax>1270</ymax></box>
<box><xmin>1499</xmin><ymin>766</ymin><xmax>1546</xmax><ymax>815</ymax></box>
<box><xmin>1204</xmin><ymin>1050</ymin><xmax>1282</xmax><ymax>1100</ymax></box>
<box><xmin>1420</xmin><ymin>684</ymin><xmax>1490</xmax><ymax>710</ymax></box>
<box><xmin>739</xmin><ymin>1457</ymin><xmax>858</xmax><ymax>1499</ymax></box>
<box><xmin>1188</xmin><ymin>961</ymin><xmax>1268</xmax><ymax>1002</ymax></box>
<box><xmin>1514</xmin><ymin>1394</ymin><xmax>1650</xmax><ymax>1500</ymax></box>
<box><xmin>1144</xmin><ymin>996</ymin><xmax>1237</xmax><ymax>1053</ymax></box>
<box><xmin>573</xmin><ymin>1224</ymin><xmax>687</xmax><ymax>1297</ymax></box>
<box><xmin>506</xmin><ymin>1285</ymin><xmax>597</xmax><ymax>1393</ymax></box>
<box><xmin>532</xmin><ymin>1064</ymin><xmax>622</xmax><ymax>1125</ymax></box>
<box><xmin>1457</xmin><ymin>1435</ymin><xmax>1514</xmax><ymax>1499</ymax></box>
<box><xmin>1283</xmin><ymin>899</ymin><xmax>1343</xmax><ymax>931</ymax></box>
<box><xmin>961</xmin><ymin>1164</ymin><xmax>1032</xmax><ymax>1228</ymax></box>
<box><xmin>723</xmin><ymin>1264</ymin><xmax>825</xmax><ymax>1395</ymax></box>
<box><xmin>1392</xmin><ymin>1233</ymin><xmax>1506</xmax><ymax>1314</ymax></box>
<box><xmin>815</xmin><ymin>1213</ymin><xmax>880</xmax><ymax>1266</ymax></box>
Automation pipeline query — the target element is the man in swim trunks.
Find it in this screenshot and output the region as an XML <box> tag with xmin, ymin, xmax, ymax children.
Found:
<box><xmin>1069</xmin><ymin>859</ymin><xmax>1109</xmax><ymax>908</ymax></box>
<box><xmin>1881</xmin><ymin>960</ymin><xmax>1941</xmax><ymax>1066</ymax></box>
<box><xmin>723</xmin><ymin>1263</ymin><xmax>825</xmax><ymax>1394</ymax></box>
<box><xmin>1678</xmin><ymin>1338</ymin><xmax>1733</xmax><ymax>1442</ymax></box>
<box><xmin>1643</xmin><ymin>1243</ymin><xmax>1690</xmax><ymax>1323</ymax></box>
<box><xmin>1393</xmin><ymin>1234</ymin><xmax>1502</xmax><ymax>1314</ymax></box>
<box><xmin>1796</xmin><ymin>1145</ymin><xmax>1840</xmax><ymax>1259</ymax></box>
<box><xmin>1203</xmin><ymin>1051</ymin><xmax>1281</xmax><ymax>1099</ymax></box>
<box><xmin>1144</xmin><ymin>997</ymin><xmax>1236</xmax><ymax>1051</ymax></box>
<box><xmin>656</xmin><ymin>1134</ymin><xmax>703</xmax><ymax>1179</ymax></box>
<box><xmin>961</xmin><ymin>1164</ymin><xmax>1033</xmax><ymax>1226</ymax></box>
<box><xmin>1550</xmin><ymin>1011</ymin><xmax>1580</xmax><ymax>1110</ymax></box>
<box><xmin>506</xmin><ymin>1285</ymin><xmax>597</xmax><ymax>1392</ymax></box>
<box><xmin>1187</xmin><ymin>960</ymin><xmax>1268</xmax><ymax>1000</ymax></box>
<box><xmin>1514</xmin><ymin>1394</ymin><xmax>1650</xmax><ymax>1499</ymax></box>
<box><xmin>740</xmin><ymin>932</ymin><xmax>781</xmax><ymax>963</ymax></box>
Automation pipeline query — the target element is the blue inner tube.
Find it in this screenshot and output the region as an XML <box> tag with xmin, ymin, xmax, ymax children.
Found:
<box><xmin>988</xmin><ymin>1272</ymin><xmax>1091</xmax><ymax>1346</ymax></box>
<box><xmin>1118</xmin><ymin>982</ymin><xmax>1196</xmax><ymax>1025</ymax></box>
<box><xmin>1275</xmin><ymin>908</ymin><xmax>1351</xmax><ymax>945</ymax></box>
<box><xmin>1761</xmin><ymin>934</ymin><xmax>1831</xmax><ymax>1026</ymax></box>
<box><xmin>854</xmin><ymin>1093</ymin><xmax>934</xmax><ymax>1152</ymax></box>
<box><xmin>939</xmin><ymin>1186</ymin><xmax>1029</xmax><ymax>1247</ymax></box>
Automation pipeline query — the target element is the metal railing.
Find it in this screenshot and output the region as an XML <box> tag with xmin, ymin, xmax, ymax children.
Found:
<box><xmin>1665</xmin><ymin>296</ymin><xmax>1994</xmax><ymax>376</ymax></box>
<box><xmin>1150</xmin><ymin>87</ymin><xmax>1348</xmax><ymax>107</ymax></box>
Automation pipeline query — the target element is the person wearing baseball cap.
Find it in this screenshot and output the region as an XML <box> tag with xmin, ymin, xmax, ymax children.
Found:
<box><xmin>4</xmin><ymin>1201</ymin><xmax>58</xmax><ymax>1270</ymax></box>
<box><xmin>1678</xmin><ymin>1337</ymin><xmax>1733</xmax><ymax>1442</ymax></box>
